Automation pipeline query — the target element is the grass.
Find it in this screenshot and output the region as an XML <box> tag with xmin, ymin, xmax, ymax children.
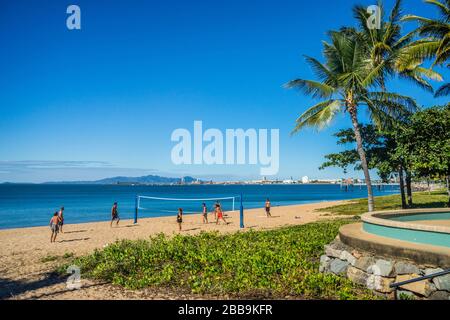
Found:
<box><xmin>64</xmin><ymin>219</ymin><xmax>377</xmax><ymax>300</ymax></box>
<box><xmin>41</xmin><ymin>255</ymin><xmax>59</xmax><ymax>263</ymax></box>
<box><xmin>41</xmin><ymin>252</ymin><xmax>75</xmax><ymax>263</ymax></box>
<box><xmin>317</xmin><ymin>190</ymin><xmax>449</xmax><ymax>216</ymax></box>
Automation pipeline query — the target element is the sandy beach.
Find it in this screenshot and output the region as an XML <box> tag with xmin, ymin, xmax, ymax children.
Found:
<box><xmin>0</xmin><ymin>200</ymin><xmax>348</xmax><ymax>300</ymax></box>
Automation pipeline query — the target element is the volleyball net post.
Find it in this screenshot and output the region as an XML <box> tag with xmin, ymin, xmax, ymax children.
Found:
<box><xmin>239</xmin><ymin>193</ymin><xmax>244</xmax><ymax>229</ymax></box>
<box><xmin>134</xmin><ymin>195</ymin><xmax>139</xmax><ymax>224</ymax></box>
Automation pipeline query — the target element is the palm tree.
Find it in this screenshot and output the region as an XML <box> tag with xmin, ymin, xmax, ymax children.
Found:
<box><xmin>402</xmin><ymin>0</ymin><xmax>450</xmax><ymax>96</ymax></box>
<box><xmin>353</xmin><ymin>0</ymin><xmax>442</xmax><ymax>92</ymax></box>
<box><xmin>285</xmin><ymin>30</ymin><xmax>418</xmax><ymax>212</ymax></box>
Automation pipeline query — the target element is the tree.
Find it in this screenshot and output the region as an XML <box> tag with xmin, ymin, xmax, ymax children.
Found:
<box><xmin>320</xmin><ymin>124</ymin><xmax>412</xmax><ymax>209</ymax></box>
<box><xmin>285</xmin><ymin>30</ymin><xmax>417</xmax><ymax>212</ymax></box>
<box><xmin>396</xmin><ymin>105</ymin><xmax>450</xmax><ymax>205</ymax></box>
<box><xmin>402</xmin><ymin>0</ymin><xmax>450</xmax><ymax>97</ymax></box>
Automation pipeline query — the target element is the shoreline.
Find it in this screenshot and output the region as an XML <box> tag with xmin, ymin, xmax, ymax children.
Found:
<box><xmin>0</xmin><ymin>199</ymin><xmax>338</xmax><ymax>231</ymax></box>
<box><xmin>0</xmin><ymin>199</ymin><xmax>349</xmax><ymax>300</ymax></box>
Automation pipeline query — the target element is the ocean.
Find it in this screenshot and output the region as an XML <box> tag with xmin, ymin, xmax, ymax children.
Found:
<box><xmin>0</xmin><ymin>183</ymin><xmax>399</xmax><ymax>229</ymax></box>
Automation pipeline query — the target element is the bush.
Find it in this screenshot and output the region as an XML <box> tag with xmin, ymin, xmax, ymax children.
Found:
<box><xmin>70</xmin><ymin>220</ymin><xmax>376</xmax><ymax>299</ymax></box>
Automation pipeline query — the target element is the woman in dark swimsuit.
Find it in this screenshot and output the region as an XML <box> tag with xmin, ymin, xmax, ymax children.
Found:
<box><xmin>177</xmin><ymin>208</ymin><xmax>183</xmax><ymax>231</ymax></box>
<box><xmin>202</xmin><ymin>203</ymin><xmax>208</xmax><ymax>224</ymax></box>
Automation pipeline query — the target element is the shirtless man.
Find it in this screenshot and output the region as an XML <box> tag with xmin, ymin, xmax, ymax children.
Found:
<box><xmin>110</xmin><ymin>202</ymin><xmax>120</xmax><ymax>227</ymax></box>
<box><xmin>50</xmin><ymin>212</ymin><xmax>61</xmax><ymax>243</ymax></box>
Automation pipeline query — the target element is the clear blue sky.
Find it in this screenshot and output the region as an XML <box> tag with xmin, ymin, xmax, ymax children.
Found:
<box><xmin>0</xmin><ymin>0</ymin><xmax>448</xmax><ymax>182</ymax></box>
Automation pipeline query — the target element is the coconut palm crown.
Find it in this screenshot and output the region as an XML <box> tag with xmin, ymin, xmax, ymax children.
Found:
<box><xmin>353</xmin><ymin>0</ymin><xmax>443</xmax><ymax>92</ymax></box>
<box><xmin>402</xmin><ymin>0</ymin><xmax>449</xmax><ymax>96</ymax></box>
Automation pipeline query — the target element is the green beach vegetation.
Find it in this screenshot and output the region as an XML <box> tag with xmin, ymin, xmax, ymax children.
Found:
<box><xmin>318</xmin><ymin>190</ymin><xmax>449</xmax><ymax>216</ymax></box>
<box><xmin>66</xmin><ymin>219</ymin><xmax>377</xmax><ymax>300</ymax></box>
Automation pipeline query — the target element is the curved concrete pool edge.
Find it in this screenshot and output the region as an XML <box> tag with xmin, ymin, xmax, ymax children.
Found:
<box><xmin>339</xmin><ymin>223</ymin><xmax>450</xmax><ymax>266</ymax></box>
<box><xmin>361</xmin><ymin>208</ymin><xmax>450</xmax><ymax>234</ymax></box>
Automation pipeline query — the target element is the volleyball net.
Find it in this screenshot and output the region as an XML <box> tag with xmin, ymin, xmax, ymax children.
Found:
<box><xmin>134</xmin><ymin>194</ymin><xmax>244</xmax><ymax>227</ymax></box>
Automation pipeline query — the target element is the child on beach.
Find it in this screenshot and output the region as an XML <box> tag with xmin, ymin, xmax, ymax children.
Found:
<box><xmin>216</xmin><ymin>203</ymin><xmax>227</xmax><ymax>225</ymax></box>
<box><xmin>110</xmin><ymin>202</ymin><xmax>120</xmax><ymax>227</ymax></box>
<box><xmin>177</xmin><ymin>208</ymin><xmax>183</xmax><ymax>231</ymax></box>
<box><xmin>265</xmin><ymin>198</ymin><xmax>272</xmax><ymax>217</ymax></box>
<box><xmin>202</xmin><ymin>203</ymin><xmax>208</xmax><ymax>224</ymax></box>
<box><xmin>58</xmin><ymin>206</ymin><xmax>65</xmax><ymax>233</ymax></box>
<box><xmin>50</xmin><ymin>212</ymin><xmax>61</xmax><ymax>243</ymax></box>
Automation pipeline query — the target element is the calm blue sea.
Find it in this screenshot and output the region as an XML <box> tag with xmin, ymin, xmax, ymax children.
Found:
<box><xmin>0</xmin><ymin>184</ymin><xmax>399</xmax><ymax>229</ymax></box>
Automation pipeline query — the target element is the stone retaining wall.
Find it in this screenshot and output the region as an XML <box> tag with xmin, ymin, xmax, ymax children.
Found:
<box><xmin>320</xmin><ymin>238</ymin><xmax>450</xmax><ymax>300</ymax></box>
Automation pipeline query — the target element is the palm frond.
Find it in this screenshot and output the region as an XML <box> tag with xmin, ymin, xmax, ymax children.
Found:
<box><xmin>283</xmin><ymin>79</ymin><xmax>335</xmax><ymax>99</ymax></box>
<box><xmin>292</xmin><ymin>100</ymin><xmax>343</xmax><ymax>134</ymax></box>
<box><xmin>435</xmin><ymin>82</ymin><xmax>450</xmax><ymax>97</ymax></box>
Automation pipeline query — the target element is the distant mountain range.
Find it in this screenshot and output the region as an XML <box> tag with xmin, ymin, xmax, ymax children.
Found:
<box><xmin>40</xmin><ymin>175</ymin><xmax>201</xmax><ymax>185</ymax></box>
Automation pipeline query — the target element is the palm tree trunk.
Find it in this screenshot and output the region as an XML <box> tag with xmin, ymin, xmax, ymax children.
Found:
<box><xmin>405</xmin><ymin>170</ymin><xmax>413</xmax><ymax>207</ymax></box>
<box><xmin>348</xmin><ymin>105</ymin><xmax>374</xmax><ymax>212</ymax></box>
<box><xmin>446</xmin><ymin>175</ymin><xmax>450</xmax><ymax>207</ymax></box>
<box><xmin>398</xmin><ymin>167</ymin><xmax>407</xmax><ymax>209</ymax></box>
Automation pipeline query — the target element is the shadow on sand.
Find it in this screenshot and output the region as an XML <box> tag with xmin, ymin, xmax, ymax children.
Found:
<box><xmin>58</xmin><ymin>238</ymin><xmax>90</xmax><ymax>243</ymax></box>
<box><xmin>0</xmin><ymin>272</ymin><xmax>64</xmax><ymax>299</ymax></box>
<box><xmin>63</xmin><ymin>230</ymin><xmax>88</xmax><ymax>234</ymax></box>
<box><xmin>0</xmin><ymin>273</ymin><xmax>108</xmax><ymax>299</ymax></box>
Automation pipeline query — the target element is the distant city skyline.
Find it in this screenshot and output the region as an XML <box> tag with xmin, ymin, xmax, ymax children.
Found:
<box><xmin>1</xmin><ymin>0</ymin><xmax>448</xmax><ymax>183</ymax></box>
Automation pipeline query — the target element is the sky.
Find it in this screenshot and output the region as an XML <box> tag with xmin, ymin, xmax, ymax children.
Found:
<box><xmin>0</xmin><ymin>0</ymin><xmax>448</xmax><ymax>183</ymax></box>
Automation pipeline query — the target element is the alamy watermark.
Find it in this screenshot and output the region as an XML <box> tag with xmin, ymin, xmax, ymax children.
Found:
<box><xmin>367</xmin><ymin>5</ymin><xmax>381</xmax><ymax>30</ymax></box>
<box><xmin>171</xmin><ymin>121</ymin><xmax>279</xmax><ymax>175</ymax></box>
<box><xmin>66</xmin><ymin>265</ymin><xmax>82</xmax><ymax>289</ymax></box>
<box><xmin>66</xmin><ymin>5</ymin><xmax>81</xmax><ymax>30</ymax></box>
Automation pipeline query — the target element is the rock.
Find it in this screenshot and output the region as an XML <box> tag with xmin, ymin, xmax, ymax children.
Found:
<box><xmin>367</xmin><ymin>274</ymin><xmax>394</xmax><ymax>293</ymax></box>
<box><xmin>324</xmin><ymin>245</ymin><xmax>343</xmax><ymax>259</ymax></box>
<box><xmin>424</xmin><ymin>268</ymin><xmax>444</xmax><ymax>276</ymax></box>
<box><xmin>432</xmin><ymin>274</ymin><xmax>450</xmax><ymax>291</ymax></box>
<box><xmin>347</xmin><ymin>266</ymin><xmax>369</xmax><ymax>286</ymax></box>
<box><xmin>396</xmin><ymin>274</ymin><xmax>436</xmax><ymax>297</ymax></box>
<box><xmin>329</xmin><ymin>259</ymin><xmax>349</xmax><ymax>275</ymax></box>
<box><xmin>354</xmin><ymin>256</ymin><xmax>376</xmax><ymax>272</ymax></box>
<box><xmin>339</xmin><ymin>250</ymin><xmax>357</xmax><ymax>266</ymax></box>
<box><xmin>429</xmin><ymin>291</ymin><xmax>450</xmax><ymax>300</ymax></box>
<box><xmin>396</xmin><ymin>290</ymin><xmax>416</xmax><ymax>300</ymax></box>
<box><xmin>351</xmin><ymin>250</ymin><xmax>362</xmax><ymax>259</ymax></box>
<box><xmin>368</xmin><ymin>259</ymin><xmax>394</xmax><ymax>277</ymax></box>
<box><xmin>319</xmin><ymin>255</ymin><xmax>331</xmax><ymax>272</ymax></box>
<box><xmin>423</xmin><ymin>268</ymin><xmax>450</xmax><ymax>291</ymax></box>
<box><xmin>394</xmin><ymin>261</ymin><xmax>420</xmax><ymax>275</ymax></box>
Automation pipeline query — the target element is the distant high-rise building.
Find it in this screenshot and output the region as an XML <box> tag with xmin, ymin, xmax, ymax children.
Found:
<box><xmin>301</xmin><ymin>176</ymin><xmax>309</xmax><ymax>184</ymax></box>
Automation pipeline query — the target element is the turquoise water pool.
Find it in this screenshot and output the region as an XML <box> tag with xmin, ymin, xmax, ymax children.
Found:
<box><xmin>387</xmin><ymin>212</ymin><xmax>450</xmax><ymax>222</ymax></box>
<box><xmin>362</xmin><ymin>211</ymin><xmax>450</xmax><ymax>248</ymax></box>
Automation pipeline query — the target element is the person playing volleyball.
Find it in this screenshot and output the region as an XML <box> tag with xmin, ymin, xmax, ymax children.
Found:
<box><xmin>110</xmin><ymin>202</ymin><xmax>120</xmax><ymax>227</ymax></box>
<box><xmin>265</xmin><ymin>198</ymin><xmax>272</xmax><ymax>217</ymax></box>
<box><xmin>58</xmin><ymin>206</ymin><xmax>65</xmax><ymax>233</ymax></box>
<box><xmin>215</xmin><ymin>203</ymin><xmax>227</xmax><ymax>225</ymax></box>
<box><xmin>49</xmin><ymin>212</ymin><xmax>61</xmax><ymax>243</ymax></box>
<box><xmin>213</xmin><ymin>201</ymin><xmax>220</xmax><ymax>220</ymax></box>
<box><xmin>202</xmin><ymin>203</ymin><xmax>208</xmax><ymax>224</ymax></box>
<box><xmin>177</xmin><ymin>208</ymin><xmax>183</xmax><ymax>231</ymax></box>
